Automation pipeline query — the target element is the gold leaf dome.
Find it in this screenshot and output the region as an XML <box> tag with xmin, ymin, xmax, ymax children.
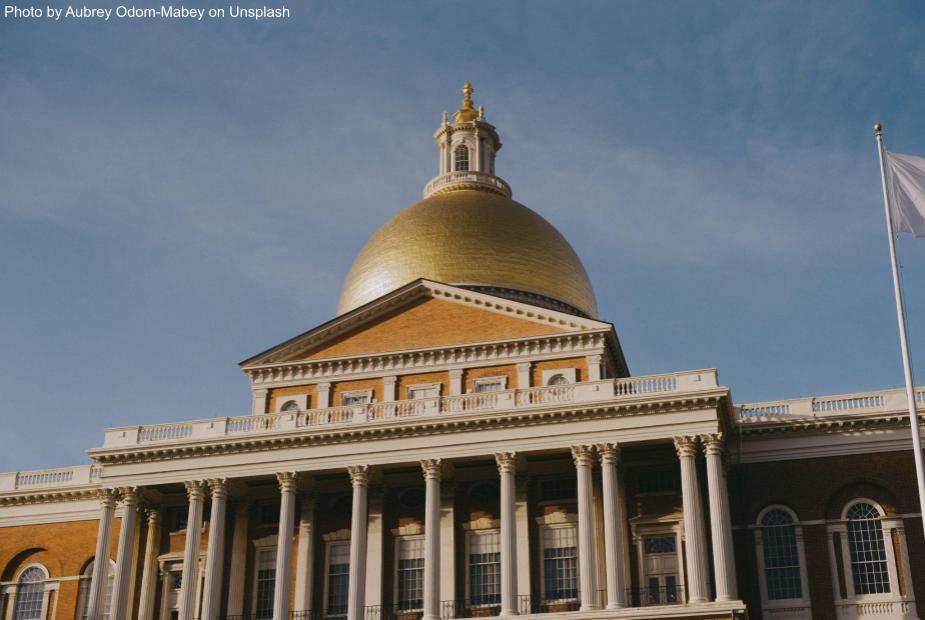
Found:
<box><xmin>337</xmin><ymin>190</ymin><xmax>599</xmax><ymax>318</ymax></box>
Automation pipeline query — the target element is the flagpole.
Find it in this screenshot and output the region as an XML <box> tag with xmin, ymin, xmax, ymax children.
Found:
<box><xmin>874</xmin><ymin>123</ymin><xmax>925</xmax><ymax>538</ymax></box>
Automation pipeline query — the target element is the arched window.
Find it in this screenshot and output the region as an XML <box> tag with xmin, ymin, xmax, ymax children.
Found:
<box><xmin>454</xmin><ymin>144</ymin><xmax>470</xmax><ymax>171</ymax></box>
<box><xmin>846</xmin><ymin>501</ymin><xmax>890</xmax><ymax>594</ymax></box>
<box><xmin>760</xmin><ymin>509</ymin><xmax>802</xmax><ymax>600</ymax></box>
<box><xmin>547</xmin><ymin>374</ymin><xmax>569</xmax><ymax>386</ymax></box>
<box><xmin>76</xmin><ymin>559</ymin><xmax>115</xmax><ymax>620</ymax></box>
<box><xmin>280</xmin><ymin>400</ymin><xmax>299</xmax><ymax>413</ymax></box>
<box><xmin>13</xmin><ymin>566</ymin><xmax>47</xmax><ymax>620</ymax></box>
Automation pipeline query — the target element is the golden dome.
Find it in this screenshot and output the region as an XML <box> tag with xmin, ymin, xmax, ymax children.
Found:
<box><xmin>337</xmin><ymin>190</ymin><xmax>599</xmax><ymax>317</ymax></box>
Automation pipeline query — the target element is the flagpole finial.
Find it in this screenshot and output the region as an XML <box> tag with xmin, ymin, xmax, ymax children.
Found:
<box><xmin>874</xmin><ymin>123</ymin><xmax>883</xmax><ymax>133</ymax></box>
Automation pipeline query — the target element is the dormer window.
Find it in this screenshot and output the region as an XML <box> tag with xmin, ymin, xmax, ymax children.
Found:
<box><xmin>454</xmin><ymin>144</ymin><xmax>470</xmax><ymax>171</ymax></box>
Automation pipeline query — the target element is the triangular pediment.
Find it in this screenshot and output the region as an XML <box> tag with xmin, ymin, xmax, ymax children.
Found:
<box><xmin>241</xmin><ymin>280</ymin><xmax>610</xmax><ymax>367</ymax></box>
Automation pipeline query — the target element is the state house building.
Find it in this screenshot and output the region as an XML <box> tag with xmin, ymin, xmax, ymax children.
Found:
<box><xmin>2</xmin><ymin>85</ymin><xmax>924</xmax><ymax>620</ymax></box>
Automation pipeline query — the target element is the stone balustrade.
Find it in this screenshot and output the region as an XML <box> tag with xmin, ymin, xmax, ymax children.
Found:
<box><xmin>0</xmin><ymin>464</ymin><xmax>102</xmax><ymax>491</ymax></box>
<box><xmin>422</xmin><ymin>171</ymin><xmax>512</xmax><ymax>198</ymax></box>
<box><xmin>99</xmin><ymin>370</ymin><xmax>718</xmax><ymax>448</ymax></box>
<box><xmin>738</xmin><ymin>386</ymin><xmax>925</xmax><ymax>421</ymax></box>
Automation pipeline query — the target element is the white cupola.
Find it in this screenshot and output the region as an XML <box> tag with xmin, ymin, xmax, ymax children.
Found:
<box><xmin>423</xmin><ymin>82</ymin><xmax>511</xmax><ymax>198</ymax></box>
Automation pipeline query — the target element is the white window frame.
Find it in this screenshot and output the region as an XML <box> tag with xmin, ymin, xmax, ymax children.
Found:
<box><xmin>541</xmin><ymin>368</ymin><xmax>576</xmax><ymax>386</ymax></box>
<box><xmin>394</xmin><ymin>535</ymin><xmax>425</xmax><ymax>612</ymax></box>
<box><xmin>629</xmin><ymin>518</ymin><xmax>686</xmax><ymax>606</ymax></box>
<box><xmin>275</xmin><ymin>394</ymin><xmax>308</xmax><ymax>413</ymax></box>
<box><xmin>76</xmin><ymin>559</ymin><xmax>115</xmax><ymax>620</ymax></box>
<box><xmin>9</xmin><ymin>564</ymin><xmax>52</xmax><ymax>620</ymax></box>
<box><xmin>250</xmin><ymin>536</ymin><xmax>278</xmax><ymax>620</ymax></box>
<box><xmin>464</xmin><ymin>529</ymin><xmax>501</xmax><ymax>609</ymax></box>
<box><xmin>322</xmin><ymin>538</ymin><xmax>351</xmax><ymax>617</ymax></box>
<box><xmin>453</xmin><ymin>143</ymin><xmax>470</xmax><ymax>172</ymax></box>
<box><xmin>754</xmin><ymin>505</ymin><xmax>812</xmax><ymax>619</ymax></box>
<box><xmin>406</xmin><ymin>383</ymin><xmax>441</xmax><ymax>415</ymax></box>
<box><xmin>340</xmin><ymin>389</ymin><xmax>373</xmax><ymax>406</ymax></box>
<box><xmin>472</xmin><ymin>376</ymin><xmax>507</xmax><ymax>393</ymax></box>
<box><xmin>826</xmin><ymin>498</ymin><xmax>917</xmax><ymax>616</ymax></box>
<box><xmin>539</xmin><ymin>523</ymin><xmax>579</xmax><ymax>604</ymax></box>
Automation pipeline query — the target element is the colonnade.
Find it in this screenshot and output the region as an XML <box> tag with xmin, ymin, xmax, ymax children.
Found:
<box><xmin>84</xmin><ymin>434</ymin><xmax>737</xmax><ymax>620</ymax></box>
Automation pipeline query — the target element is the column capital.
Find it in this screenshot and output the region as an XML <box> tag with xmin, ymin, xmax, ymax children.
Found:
<box><xmin>448</xmin><ymin>368</ymin><xmax>463</xmax><ymax>378</ymax></box>
<box><xmin>516</xmin><ymin>361</ymin><xmax>532</xmax><ymax>371</ymax></box>
<box><xmin>595</xmin><ymin>443</ymin><xmax>621</xmax><ymax>466</ymax></box>
<box><xmin>277</xmin><ymin>472</ymin><xmax>299</xmax><ymax>494</ymax></box>
<box><xmin>420</xmin><ymin>459</ymin><xmax>443</xmax><ymax>481</ymax></box>
<box><xmin>207</xmin><ymin>478</ymin><xmax>229</xmax><ymax>499</ymax></box>
<box><xmin>495</xmin><ymin>452</ymin><xmax>517</xmax><ymax>475</ymax></box>
<box><xmin>699</xmin><ymin>433</ymin><xmax>724</xmax><ymax>456</ymax></box>
<box><xmin>144</xmin><ymin>507</ymin><xmax>161</xmax><ymax>526</ymax></box>
<box><xmin>570</xmin><ymin>445</ymin><xmax>595</xmax><ymax>468</ymax></box>
<box><xmin>348</xmin><ymin>465</ymin><xmax>370</xmax><ymax>488</ymax></box>
<box><xmin>382</xmin><ymin>375</ymin><xmax>397</xmax><ymax>386</ymax></box>
<box><xmin>98</xmin><ymin>487</ymin><xmax>118</xmax><ymax>507</ymax></box>
<box><xmin>673</xmin><ymin>436</ymin><xmax>699</xmax><ymax>459</ymax></box>
<box><xmin>317</xmin><ymin>381</ymin><xmax>332</xmax><ymax>390</ymax></box>
<box><xmin>120</xmin><ymin>486</ymin><xmax>140</xmax><ymax>507</ymax></box>
<box><xmin>586</xmin><ymin>353</ymin><xmax>603</xmax><ymax>364</ymax></box>
<box><xmin>253</xmin><ymin>388</ymin><xmax>269</xmax><ymax>397</ymax></box>
<box><xmin>185</xmin><ymin>480</ymin><xmax>207</xmax><ymax>501</ymax></box>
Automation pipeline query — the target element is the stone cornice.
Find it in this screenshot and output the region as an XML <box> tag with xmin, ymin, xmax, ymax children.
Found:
<box><xmin>737</xmin><ymin>411</ymin><xmax>917</xmax><ymax>437</ymax></box>
<box><xmin>244</xmin><ymin>330</ymin><xmax>610</xmax><ymax>387</ymax></box>
<box><xmin>0</xmin><ymin>486</ymin><xmax>100</xmax><ymax>508</ymax></box>
<box><xmin>88</xmin><ymin>389</ymin><xmax>729</xmax><ymax>467</ymax></box>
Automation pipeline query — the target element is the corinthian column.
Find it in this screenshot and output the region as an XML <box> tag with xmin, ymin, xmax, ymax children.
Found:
<box><xmin>136</xmin><ymin>509</ymin><xmax>161</xmax><ymax>620</ymax></box>
<box><xmin>421</xmin><ymin>460</ymin><xmax>442</xmax><ymax>620</ymax></box>
<box><xmin>178</xmin><ymin>481</ymin><xmax>206</xmax><ymax>620</ymax></box>
<box><xmin>347</xmin><ymin>466</ymin><xmax>369</xmax><ymax>620</ymax></box>
<box><xmin>571</xmin><ymin>446</ymin><xmax>599</xmax><ymax>611</ymax></box>
<box><xmin>110</xmin><ymin>487</ymin><xmax>140</xmax><ymax>619</ymax></box>
<box><xmin>495</xmin><ymin>453</ymin><xmax>518</xmax><ymax>616</ymax></box>
<box><xmin>201</xmin><ymin>479</ymin><xmax>228</xmax><ymax>620</ymax></box>
<box><xmin>674</xmin><ymin>437</ymin><xmax>708</xmax><ymax>604</ymax></box>
<box><xmin>595</xmin><ymin>444</ymin><xmax>626</xmax><ymax>609</ymax></box>
<box><xmin>274</xmin><ymin>473</ymin><xmax>298</xmax><ymax>620</ymax></box>
<box><xmin>701</xmin><ymin>434</ymin><xmax>738</xmax><ymax>601</ymax></box>
<box><xmin>86</xmin><ymin>488</ymin><xmax>117</xmax><ymax>620</ymax></box>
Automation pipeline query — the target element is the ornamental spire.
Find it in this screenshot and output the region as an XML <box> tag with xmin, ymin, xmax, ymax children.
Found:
<box><xmin>454</xmin><ymin>81</ymin><xmax>479</xmax><ymax>123</ymax></box>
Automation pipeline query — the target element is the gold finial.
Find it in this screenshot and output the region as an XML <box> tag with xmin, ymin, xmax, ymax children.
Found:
<box><xmin>874</xmin><ymin>123</ymin><xmax>883</xmax><ymax>133</ymax></box>
<box><xmin>454</xmin><ymin>81</ymin><xmax>479</xmax><ymax>123</ymax></box>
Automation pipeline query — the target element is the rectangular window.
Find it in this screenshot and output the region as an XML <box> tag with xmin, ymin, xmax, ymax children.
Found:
<box><xmin>327</xmin><ymin>541</ymin><xmax>351</xmax><ymax>615</ymax></box>
<box><xmin>254</xmin><ymin>549</ymin><xmax>277</xmax><ymax>619</ymax></box>
<box><xmin>341</xmin><ymin>392</ymin><xmax>371</xmax><ymax>406</ymax></box>
<box><xmin>473</xmin><ymin>377</ymin><xmax>505</xmax><ymax>393</ymax></box>
<box><xmin>396</xmin><ymin>537</ymin><xmax>425</xmax><ymax>610</ymax></box>
<box><xmin>542</xmin><ymin>526</ymin><xmax>578</xmax><ymax>601</ymax></box>
<box><xmin>468</xmin><ymin>530</ymin><xmax>501</xmax><ymax>606</ymax></box>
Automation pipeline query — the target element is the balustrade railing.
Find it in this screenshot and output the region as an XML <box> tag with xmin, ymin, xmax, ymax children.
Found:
<box><xmin>100</xmin><ymin>370</ymin><xmax>717</xmax><ymax>448</ymax></box>
<box><xmin>739</xmin><ymin>386</ymin><xmax>925</xmax><ymax>422</ymax></box>
<box><xmin>423</xmin><ymin>171</ymin><xmax>512</xmax><ymax>198</ymax></box>
<box><xmin>0</xmin><ymin>464</ymin><xmax>102</xmax><ymax>492</ymax></box>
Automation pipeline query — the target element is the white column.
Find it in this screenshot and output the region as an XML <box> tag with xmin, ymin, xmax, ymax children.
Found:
<box><xmin>514</xmin><ymin>474</ymin><xmax>531</xmax><ymax>611</ymax></box>
<box><xmin>111</xmin><ymin>487</ymin><xmax>140</xmax><ymax>619</ymax></box>
<box><xmin>515</xmin><ymin>363</ymin><xmax>531</xmax><ymax>390</ymax></box>
<box><xmin>449</xmin><ymin>369</ymin><xmax>463</xmax><ymax>396</ymax></box>
<box><xmin>421</xmin><ymin>460</ymin><xmax>442</xmax><ymax>620</ymax></box>
<box><xmin>439</xmin><ymin>482</ymin><xmax>456</xmax><ymax>615</ymax></box>
<box><xmin>347</xmin><ymin>465</ymin><xmax>369</xmax><ymax>620</ymax></box>
<box><xmin>200</xmin><ymin>479</ymin><xmax>228</xmax><ymax>620</ymax></box>
<box><xmin>226</xmin><ymin>500</ymin><xmax>249</xmax><ymax>616</ymax></box>
<box><xmin>585</xmin><ymin>355</ymin><xmax>603</xmax><ymax>381</ymax></box>
<box><xmin>365</xmin><ymin>486</ymin><xmax>385</xmax><ymax>609</ymax></box>
<box><xmin>571</xmin><ymin>446</ymin><xmax>599</xmax><ymax>611</ymax></box>
<box><xmin>674</xmin><ymin>437</ymin><xmax>709</xmax><ymax>604</ymax></box>
<box><xmin>596</xmin><ymin>444</ymin><xmax>626</xmax><ymax>609</ymax></box>
<box><xmin>87</xmin><ymin>488</ymin><xmax>116</xmax><ymax>620</ymax></box>
<box><xmin>274</xmin><ymin>472</ymin><xmax>299</xmax><ymax>620</ymax></box>
<box><xmin>495</xmin><ymin>453</ymin><xmax>518</xmax><ymax>616</ymax></box>
<box><xmin>137</xmin><ymin>509</ymin><xmax>161</xmax><ymax>620</ymax></box>
<box><xmin>178</xmin><ymin>481</ymin><xmax>206</xmax><ymax>620</ymax></box>
<box><xmin>318</xmin><ymin>382</ymin><xmax>332</xmax><ymax>408</ymax></box>
<box><xmin>253</xmin><ymin>388</ymin><xmax>269</xmax><ymax>415</ymax></box>
<box><xmin>701</xmin><ymin>434</ymin><xmax>737</xmax><ymax>601</ymax></box>
<box><xmin>295</xmin><ymin>493</ymin><xmax>316</xmax><ymax>614</ymax></box>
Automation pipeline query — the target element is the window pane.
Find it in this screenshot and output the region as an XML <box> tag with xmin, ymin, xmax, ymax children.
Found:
<box><xmin>469</xmin><ymin>531</ymin><xmax>500</xmax><ymax>605</ymax></box>
<box><xmin>398</xmin><ymin>538</ymin><xmax>425</xmax><ymax>610</ymax></box>
<box><xmin>14</xmin><ymin>567</ymin><xmax>45</xmax><ymax>620</ymax></box>
<box><xmin>760</xmin><ymin>510</ymin><xmax>802</xmax><ymax>600</ymax></box>
<box><xmin>846</xmin><ymin>503</ymin><xmax>891</xmax><ymax>595</ymax></box>
<box><xmin>255</xmin><ymin>549</ymin><xmax>277</xmax><ymax>619</ymax></box>
<box><xmin>454</xmin><ymin>145</ymin><xmax>470</xmax><ymax>171</ymax></box>
<box><xmin>542</xmin><ymin>526</ymin><xmax>578</xmax><ymax>601</ymax></box>
<box><xmin>328</xmin><ymin>542</ymin><xmax>351</xmax><ymax>615</ymax></box>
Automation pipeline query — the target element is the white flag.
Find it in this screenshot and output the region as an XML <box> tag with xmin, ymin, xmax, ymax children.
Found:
<box><xmin>887</xmin><ymin>151</ymin><xmax>925</xmax><ymax>237</ymax></box>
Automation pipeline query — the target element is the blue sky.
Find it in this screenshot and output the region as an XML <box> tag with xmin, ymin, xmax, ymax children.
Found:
<box><xmin>2</xmin><ymin>1</ymin><xmax>925</xmax><ymax>471</ymax></box>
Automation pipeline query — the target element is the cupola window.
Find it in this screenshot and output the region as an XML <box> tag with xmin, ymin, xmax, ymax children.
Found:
<box><xmin>454</xmin><ymin>144</ymin><xmax>470</xmax><ymax>171</ymax></box>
